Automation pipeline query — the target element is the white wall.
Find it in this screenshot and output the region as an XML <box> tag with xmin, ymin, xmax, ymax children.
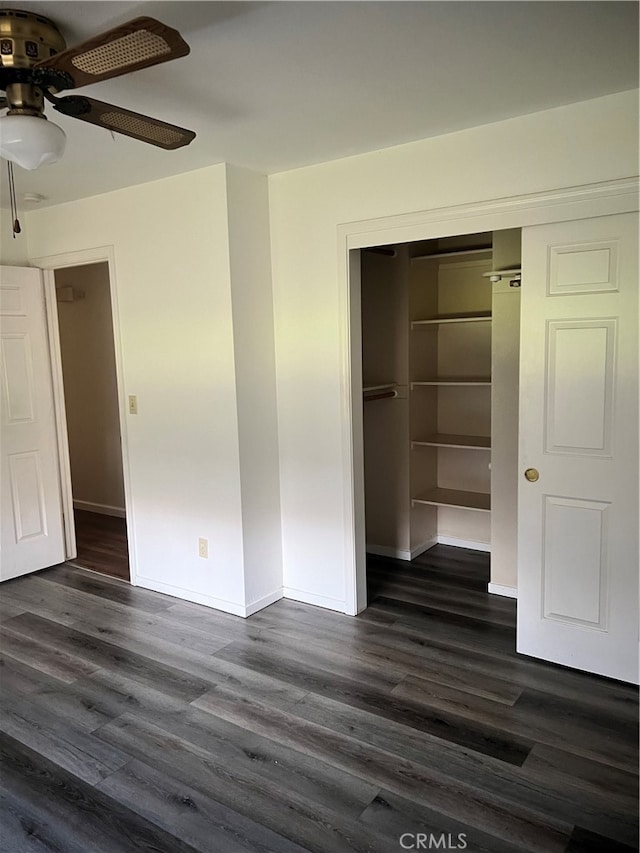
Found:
<box><xmin>225</xmin><ymin>164</ymin><xmax>283</xmax><ymax>612</ymax></box>
<box><xmin>0</xmin><ymin>227</ymin><xmax>29</xmax><ymax>266</ymax></box>
<box><xmin>55</xmin><ymin>262</ymin><xmax>125</xmax><ymax>514</ymax></box>
<box><xmin>27</xmin><ymin>166</ymin><xmax>250</xmax><ymax>613</ymax></box>
<box><xmin>269</xmin><ymin>91</ymin><xmax>639</xmax><ymax>611</ymax></box>
<box><xmin>490</xmin><ymin>230</ymin><xmax>522</xmax><ymax>592</ymax></box>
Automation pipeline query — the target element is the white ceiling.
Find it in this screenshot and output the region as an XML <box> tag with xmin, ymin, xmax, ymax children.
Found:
<box><xmin>1</xmin><ymin>1</ymin><xmax>638</xmax><ymax>209</ymax></box>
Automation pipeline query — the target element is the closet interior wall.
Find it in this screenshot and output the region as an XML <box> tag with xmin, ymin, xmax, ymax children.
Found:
<box><xmin>361</xmin><ymin>248</ymin><xmax>410</xmax><ymax>559</ymax></box>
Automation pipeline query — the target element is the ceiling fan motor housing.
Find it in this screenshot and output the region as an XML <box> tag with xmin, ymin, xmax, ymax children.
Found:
<box><xmin>0</xmin><ymin>9</ymin><xmax>65</xmax><ymax>67</ymax></box>
<box><xmin>0</xmin><ymin>10</ymin><xmax>195</xmax><ymax>153</ymax></box>
<box><xmin>0</xmin><ymin>9</ymin><xmax>66</xmax><ymax>114</ymax></box>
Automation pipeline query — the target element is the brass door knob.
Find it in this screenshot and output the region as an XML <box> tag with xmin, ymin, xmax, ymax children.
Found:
<box><xmin>524</xmin><ymin>468</ymin><xmax>539</xmax><ymax>482</ymax></box>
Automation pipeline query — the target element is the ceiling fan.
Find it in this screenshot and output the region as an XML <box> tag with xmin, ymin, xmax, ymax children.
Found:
<box><xmin>0</xmin><ymin>8</ymin><xmax>196</xmax><ymax>170</ymax></box>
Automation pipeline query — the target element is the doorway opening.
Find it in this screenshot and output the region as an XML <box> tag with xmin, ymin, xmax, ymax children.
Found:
<box><xmin>358</xmin><ymin>228</ymin><xmax>521</xmax><ymax>612</ymax></box>
<box><xmin>54</xmin><ymin>262</ymin><xmax>129</xmax><ymax>581</ymax></box>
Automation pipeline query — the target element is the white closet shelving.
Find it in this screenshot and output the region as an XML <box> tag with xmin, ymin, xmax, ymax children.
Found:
<box><xmin>412</xmin><ymin>378</ymin><xmax>491</xmax><ymax>386</ymax></box>
<box><xmin>412</xmin><ymin>247</ymin><xmax>492</xmax><ymax>262</ymax></box>
<box><xmin>413</xmin><ymin>488</ymin><xmax>491</xmax><ymax>512</ymax></box>
<box><xmin>411</xmin><ymin>313</ymin><xmax>491</xmax><ymax>327</ymax></box>
<box><xmin>409</xmin><ymin>241</ymin><xmax>493</xmax><ymax>545</ymax></box>
<box><xmin>412</xmin><ymin>434</ymin><xmax>491</xmax><ymax>450</ymax></box>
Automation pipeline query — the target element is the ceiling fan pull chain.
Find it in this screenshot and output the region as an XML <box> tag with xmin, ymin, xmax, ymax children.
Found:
<box><xmin>7</xmin><ymin>161</ymin><xmax>21</xmax><ymax>237</ymax></box>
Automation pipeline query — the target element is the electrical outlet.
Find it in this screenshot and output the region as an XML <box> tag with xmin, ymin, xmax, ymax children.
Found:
<box><xmin>128</xmin><ymin>395</ymin><xmax>138</xmax><ymax>415</ymax></box>
<box><xmin>198</xmin><ymin>537</ymin><xmax>208</xmax><ymax>559</ymax></box>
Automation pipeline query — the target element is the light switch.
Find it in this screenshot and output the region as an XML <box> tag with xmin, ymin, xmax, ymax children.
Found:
<box><xmin>128</xmin><ymin>395</ymin><xmax>138</xmax><ymax>415</ymax></box>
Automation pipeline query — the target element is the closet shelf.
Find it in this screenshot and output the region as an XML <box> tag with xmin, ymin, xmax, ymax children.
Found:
<box><xmin>412</xmin><ymin>378</ymin><xmax>491</xmax><ymax>387</ymax></box>
<box><xmin>412</xmin><ymin>488</ymin><xmax>491</xmax><ymax>512</ymax></box>
<box><xmin>412</xmin><ymin>434</ymin><xmax>491</xmax><ymax>450</ymax></box>
<box><xmin>412</xmin><ymin>313</ymin><xmax>492</xmax><ymax>327</ymax></box>
<box><xmin>411</xmin><ymin>247</ymin><xmax>492</xmax><ymax>262</ymax></box>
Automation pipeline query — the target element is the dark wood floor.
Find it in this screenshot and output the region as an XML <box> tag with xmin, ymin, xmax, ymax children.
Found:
<box><xmin>72</xmin><ymin>509</ymin><xmax>129</xmax><ymax>580</ymax></box>
<box><xmin>0</xmin><ymin>545</ymin><xmax>637</xmax><ymax>852</ymax></box>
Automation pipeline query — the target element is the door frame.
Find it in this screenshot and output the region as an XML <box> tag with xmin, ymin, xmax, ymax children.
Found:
<box><xmin>33</xmin><ymin>245</ymin><xmax>137</xmax><ymax>584</ymax></box>
<box><xmin>337</xmin><ymin>177</ymin><xmax>639</xmax><ymax>615</ymax></box>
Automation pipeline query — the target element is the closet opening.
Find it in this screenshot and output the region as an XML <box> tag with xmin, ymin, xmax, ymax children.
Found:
<box><xmin>359</xmin><ymin>228</ymin><xmax>521</xmax><ymax>611</ymax></box>
<box><xmin>54</xmin><ymin>262</ymin><xmax>130</xmax><ymax>581</ymax></box>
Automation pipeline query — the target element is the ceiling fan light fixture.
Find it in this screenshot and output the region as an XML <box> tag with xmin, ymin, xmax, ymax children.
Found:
<box><xmin>0</xmin><ymin>114</ymin><xmax>67</xmax><ymax>170</ymax></box>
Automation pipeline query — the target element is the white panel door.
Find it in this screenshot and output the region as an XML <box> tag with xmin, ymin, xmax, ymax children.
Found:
<box><xmin>517</xmin><ymin>213</ymin><xmax>638</xmax><ymax>683</ymax></box>
<box><xmin>1</xmin><ymin>266</ymin><xmax>66</xmax><ymax>581</ymax></box>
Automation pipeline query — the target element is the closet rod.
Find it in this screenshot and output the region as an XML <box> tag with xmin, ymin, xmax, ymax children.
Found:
<box><xmin>364</xmin><ymin>389</ymin><xmax>398</xmax><ymax>402</ymax></box>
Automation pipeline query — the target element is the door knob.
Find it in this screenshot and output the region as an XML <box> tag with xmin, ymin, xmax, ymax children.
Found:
<box><xmin>524</xmin><ymin>468</ymin><xmax>539</xmax><ymax>483</ymax></box>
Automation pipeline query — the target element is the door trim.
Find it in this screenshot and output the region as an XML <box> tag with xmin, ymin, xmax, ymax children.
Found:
<box><xmin>338</xmin><ymin>177</ymin><xmax>640</xmax><ymax>615</ymax></box>
<box><xmin>34</xmin><ymin>246</ymin><xmax>137</xmax><ymax>585</ymax></box>
<box><xmin>43</xmin><ymin>269</ymin><xmax>75</xmax><ymax>560</ymax></box>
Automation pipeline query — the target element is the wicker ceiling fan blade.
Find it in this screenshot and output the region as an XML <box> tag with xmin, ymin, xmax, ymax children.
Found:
<box><xmin>53</xmin><ymin>96</ymin><xmax>195</xmax><ymax>150</ymax></box>
<box><xmin>33</xmin><ymin>17</ymin><xmax>190</xmax><ymax>90</ymax></box>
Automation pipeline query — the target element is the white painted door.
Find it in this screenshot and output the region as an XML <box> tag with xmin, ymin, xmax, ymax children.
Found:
<box><xmin>0</xmin><ymin>266</ymin><xmax>66</xmax><ymax>581</ymax></box>
<box><xmin>517</xmin><ymin>213</ymin><xmax>638</xmax><ymax>684</ymax></box>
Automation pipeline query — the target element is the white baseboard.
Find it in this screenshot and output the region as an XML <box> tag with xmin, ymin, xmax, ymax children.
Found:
<box><xmin>488</xmin><ymin>582</ymin><xmax>517</xmax><ymax>599</ymax></box>
<box><xmin>134</xmin><ymin>575</ymin><xmax>249</xmax><ymax>617</ymax></box>
<box><xmin>366</xmin><ymin>543</ymin><xmax>411</xmax><ymax>561</ymax></box>
<box><xmin>367</xmin><ymin>537</ymin><xmax>488</xmax><ymax>559</ymax></box>
<box><xmin>366</xmin><ymin>538</ymin><xmax>437</xmax><ymax>562</ymax></box>
<box><xmin>245</xmin><ymin>588</ymin><xmax>284</xmax><ymax>616</ymax></box>
<box><xmin>437</xmin><ymin>535</ymin><xmax>491</xmax><ymax>553</ymax></box>
<box><xmin>73</xmin><ymin>500</ymin><xmax>125</xmax><ymax>519</ymax></box>
<box><xmin>282</xmin><ymin>586</ymin><xmax>347</xmax><ymax>613</ymax></box>
<box><xmin>412</xmin><ymin>538</ymin><xmax>438</xmax><ymax>559</ymax></box>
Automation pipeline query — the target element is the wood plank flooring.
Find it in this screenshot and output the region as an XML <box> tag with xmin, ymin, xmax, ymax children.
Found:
<box><xmin>0</xmin><ymin>545</ymin><xmax>637</xmax><ymax>852</ymax></box>
<box><xmin>72</xmin><ymin>509</ymin><xmax>129</xmax><ymax>580</ymax></box>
